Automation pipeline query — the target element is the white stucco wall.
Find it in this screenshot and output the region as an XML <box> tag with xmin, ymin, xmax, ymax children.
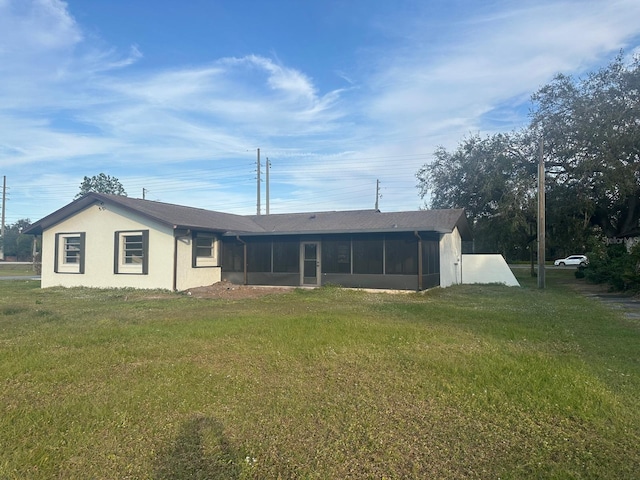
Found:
<box><xmin>174</xmin><ymin>235</ymin><xmax>221</xmax><ymax>291</ymax></box>
<box><xmin>41</xmin><ymin>203</ymin><xmax>176</xmax><ymax>289</ymax></box>
<box><xmin>439</xmin><ymin>227</ymin><xmax>462</xmax><ymax>287</ymax></box>
<box><xmin>461</xmin><ymin>254</ymin><xmax>520</xmax><ymax>287</ymax></box>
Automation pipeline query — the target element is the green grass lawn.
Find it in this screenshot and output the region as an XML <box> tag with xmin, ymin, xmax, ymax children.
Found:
<box><xmin>0</xmin><ymin>271</ymin><xmax>638</xmax><ymax>479</ymax></box>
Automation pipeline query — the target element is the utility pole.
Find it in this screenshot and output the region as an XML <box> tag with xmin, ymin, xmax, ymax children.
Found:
<box><xmin>142</xmin><ymin>188</ymin><xmax>147</xmax><ymax>200</ymax></box>
<box><xmin>0</xmin><ymin>176</ymin><xmax>6</xmax><ymax>261</ymax></box>
<box><xmin>256</xmin><ymin>148</ymin><xmax>261</xmax><ymax>216</ymax></box>
<box><xmin>537</xmin><ymin>137</ymin><xmax>545</xmax><ymax>289</ymax></box>
<box><xmin>32</xmin><ymin>235</ymin><xmax>38</xmax><ymax>273</ymax></box>
<box><xmin>375</xmin><ymin>179</ymin><xmax>380</xmax><ymax>211</ymax></box>
<box><xmin>265</xmin><ymin>157</ymin><xmax>270</xmax><ymax>215</ymax></box>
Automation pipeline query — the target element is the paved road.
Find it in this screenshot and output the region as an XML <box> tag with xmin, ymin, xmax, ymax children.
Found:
<box><xmin>0</xmin><ymin>276</ymin><xmax>40</xmax><ymax>281</ymax></box>
<box><xmin>0</xmin><ymin>261</ymin><xmax>40</xmax><ymax>281</ymax></box>
<box><xmin>509</xmin><ymin>264</ymin><xmax>573</xmax><ymax>270</ymax></box>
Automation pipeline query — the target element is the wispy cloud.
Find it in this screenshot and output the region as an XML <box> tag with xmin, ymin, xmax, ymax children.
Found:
<box><xmin>366</xmin><ymin>0</ymin><xmax>640</xmax><ymax>143</ymax></box>
<box><xmin>0</xmin><ymin>0</ymin><xmax>82</xmax><ymax>55</ymax></box>
<box><xmin>1</xmin><ymin>0</ymin><xmax>639</xmax><ymax>223</ymax></box>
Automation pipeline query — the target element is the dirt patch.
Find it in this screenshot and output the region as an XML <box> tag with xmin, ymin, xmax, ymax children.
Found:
<box><xmin>183</xmin><ymin>281</ymin><xmax>295</xmax><ymax>300</ymax></box>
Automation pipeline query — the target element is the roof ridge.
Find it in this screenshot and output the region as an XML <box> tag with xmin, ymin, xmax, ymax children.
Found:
<box><xmin>91</xmin><ymin>192</ymin><xmax>240</xmax><ymax>216</ymax></box>
<box><xmin>246</xmin><ymin>208</ymin><xmax>380</xmax><ymax>218</ymax></box>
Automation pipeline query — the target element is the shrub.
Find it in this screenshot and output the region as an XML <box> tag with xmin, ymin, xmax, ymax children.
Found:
<box><xmin>585</xmin><ymin>241</ymin><xmax>640</xmax><ymax>292</ymax></box>
<box><xmin>623</xmin><ymin>242</ymin><xmax>640</xmax><ymax>291</ymax></box>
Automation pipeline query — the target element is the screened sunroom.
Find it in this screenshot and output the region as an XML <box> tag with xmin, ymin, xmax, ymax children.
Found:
<box><xmin>221</xmin><ymin>231</ymin><xmax>443</xmax><ymax>291</ymax></box>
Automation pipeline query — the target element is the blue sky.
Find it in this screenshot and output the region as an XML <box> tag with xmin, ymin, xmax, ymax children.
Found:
<box><xmin>2</xmin><ymin>0</ymin><xmax>640</xmax><ymax>225</ymax></box>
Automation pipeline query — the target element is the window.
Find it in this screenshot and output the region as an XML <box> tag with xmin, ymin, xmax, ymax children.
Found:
<box><xmin>54</xmin><ymin>233</ymin><xmax>85</xmax><ymax>274</ymax></box>
<box><xmin>352</xmin><ymin>235</ymin><xmax>383</xmax><ymax>274</ymax></box>
<box><xmin>124</xmin><ymin>235</ymin><xmax>144</xmax><ymax>264</ymax></box>
<box><xmin>196</xmin><ymin>236</ymin><xmax>214</xmax><ymax>258</ymax></box>
<box><xmin>114</xmin><ymin>230</ymin><xmax>149</xmax><ymax>274</ymax></box>
<box><xmin>64</xmin><ymin>236</ymin><xmax>82</xmax><ymax>264</ymax></box>
<box><xmin>193</xmin><ymin>233</ymin><xmax>217</xmax><ymax>267</ymax></box>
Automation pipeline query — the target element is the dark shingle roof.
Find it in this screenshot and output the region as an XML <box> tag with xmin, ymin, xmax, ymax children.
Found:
<box><xmin>92</xmin><ymin>193</ymin><xmax>264</xmax><ymax>232</ymax></box>
<box><xmin>23</xmin><ymin>193</ymin><xmax>264</xmax><ymax>235</ymax></box>
<box><xmin>242</xmin><ymin>209</ymin><xmax>470</xmax><ymax>237</ymax></box>
<box><xmin>24</xmin><ymin>193</ymin><xmax>471</xmax><ymax>240</ymax></box>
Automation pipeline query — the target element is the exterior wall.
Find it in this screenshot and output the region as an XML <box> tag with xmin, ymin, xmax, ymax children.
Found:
<box><xmin>247</xmin><ymin>272</ymin><xmax>299</xmax><ymax>286</ymax></box>
<box><xmin>41</xmin><ymin>203</ymin><xmax>175</xmax><ymax>289</ymax></box>
<box><xmin>461</xmin><ymin>254</ymin><xmax>520</xmax><ymax>286</ymax></box>
<box><xmin>439</xmin><ymin>227</ymin><xmax>462</xmax><ymax>287</ymax></box>
<box><xmin>421</xmin><ymin>273</ymin><xmax>440</xmax><ymax>290</ymax></box>
<box><xmin>222</xmin><ymin>271</ymin><xmax>245</xmax><ymax>285</ymax></box>
<box><xmin>321</xmin><ymin>273</ymin><xmax>418</xmax><ymax>290</ymax></box>
<box><xmin>174</xmin><ymin>234</ymin><xmax>221</xmax><ymax>291</ymax></box>
<box><xmin>223</xmin><ymin>272</ymin><xmax>422</xmax><ymax>290</ymax></box>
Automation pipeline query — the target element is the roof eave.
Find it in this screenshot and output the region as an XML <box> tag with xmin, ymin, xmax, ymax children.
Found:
<box><xmin>22</xmin><ymin>194</ymin><xmax>99</xmax><ymax>235</ymax></box>
<box><xmin>22</xmin><ymin>193</ymin><xmax>179</xmax><ymax>234</ymax></box>
<box><xmin>223</xmin><ymin>227</ymin><xmax>452</xmax><ymax>237</ymax></box>
<box><xmin>172</xmin><ymin>224</ymin><xmax>232</xmax><ymax>234</ymax></box>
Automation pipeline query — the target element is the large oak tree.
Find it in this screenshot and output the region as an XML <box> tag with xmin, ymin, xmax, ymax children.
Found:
<box><xmin>531</xmin><ymin>54</ymin><xmax>640</xmax><ymax>240</ymax></box>
<box><xmin>417</xmin><ymin>54</ymin><xmax>640</xmax><ymax>260</ymax></box>
<box><xmin>417</xmin><ymin>131</ymin><xmax>538</xmax><ymax>259</ymax></box>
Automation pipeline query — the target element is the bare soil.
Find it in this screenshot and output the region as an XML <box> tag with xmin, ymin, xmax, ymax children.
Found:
<box><xmin>183</xmin><ymin>280</ymin><xmax>295</xmax><ymax>299</ymax></box>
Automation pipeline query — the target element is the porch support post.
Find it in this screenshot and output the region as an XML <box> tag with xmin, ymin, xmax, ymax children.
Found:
<box><xmin>173</xmin><ymin>234</ymin><xmax>178</xmax><ymax>291</ymax></box>
<box><xmin>236</xmin><ymin>235</ymin><xmax>248</xmax><ymax>285</ymax></box>
<box><xmin>414</xmin><ymin>231</ymin><xmax>423</xmax><ymax>291</ymax></box>
<box><xmin>173</xmin><ymin>228</ymin><xmax>191</xmax><ymax>291</ymax></box>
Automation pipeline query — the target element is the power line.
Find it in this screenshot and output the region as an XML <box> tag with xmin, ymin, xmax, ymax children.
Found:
<box><xmin>4</xmin><ymin>149</ymin><xmax>431</xmax><ymax>220</ymax></box>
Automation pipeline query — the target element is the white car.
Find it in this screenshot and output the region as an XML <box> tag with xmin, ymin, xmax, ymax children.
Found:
<box><xmin>554</xmin><ymin>255</ymin><xmax>588</xmax><ymax>267</ymax></box>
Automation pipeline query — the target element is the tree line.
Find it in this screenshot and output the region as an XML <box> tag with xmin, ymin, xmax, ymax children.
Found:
<box><xmin>416</xmin><ymin>53</ymin><xmax>640</xmax><ymax>289</ymax></box>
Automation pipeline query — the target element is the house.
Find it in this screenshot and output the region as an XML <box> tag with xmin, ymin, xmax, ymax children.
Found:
<box><xmin>24</xmin><ymin>192</ymin><xmax>516</xmax><ymax>291</ymax></box>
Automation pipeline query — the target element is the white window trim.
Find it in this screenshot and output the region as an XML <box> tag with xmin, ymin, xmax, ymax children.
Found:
<box><xmin>114</xmin><ymin>230</ymin><xmax>149</xmax><ymax>275</ymax></box>
<box><xmin>55</xmin><ymin>232</ymin><xmax>85</xmax><ymax>274</ymax></box>
<box><xmin>193</xmin><ymin>233</ymin><xmax>219</xmax><ymax>268</ymax></box>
